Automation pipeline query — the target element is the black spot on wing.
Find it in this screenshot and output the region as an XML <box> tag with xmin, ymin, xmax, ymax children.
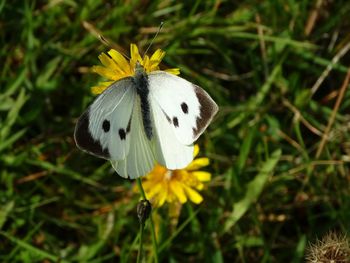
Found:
<box><xmin>102</xmin><ymin>120</ymin><xmax>110</xmax><ymax>132</ymax></box>
<box><xmin>181</xmin><ymin>102</ymin><xmax>188</xmax><ymax>114</ymax></box>
<box><xmin>173</xmin><ymin>117</ymin><xmax>179</xmax><ymax>127</ymax></box>
<box><xmin>119</xmin><ymin>129</ymin><xmax>126</xmax><ymax>140</ymax></box>
<box><xmin>192</xmin><ymin>85</ymin><xmax>218</xmax><ymax>138</ymax></box>
<box><xmin>74</xmin><ymin>111</ymin><xmax>110</xmax><ymax>159</ymax></box>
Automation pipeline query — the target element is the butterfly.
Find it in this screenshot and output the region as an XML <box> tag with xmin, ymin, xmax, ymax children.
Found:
<box><xmin>74</xmin><ymin>57</ymin><xmax>218</xmax><ymax>179</ymax></box>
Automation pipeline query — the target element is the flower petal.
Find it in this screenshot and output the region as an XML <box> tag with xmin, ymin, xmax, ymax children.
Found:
<box><xmin>164</xmin><ymin>68</ymin><xmax>180</xmax><ymax>75</ymax></box>
<box><xmin>193</xmin><ymin>144</ymin><xmax>200</xmax><ymax>157</ymax></box>
<box><xmin>91</xmin><ymin>85</ymin><xmax>106</xmax><ymax>95</ymax></box>
<box><xmin>157</xmin><ymin>183</ymin><xmax>168</xmax><ymax>207</ymax></box>
<box><xmin>108</xmin><ymin>49</ymin><xmax>130</xmax><ymax>74</ymax></box>
<box><xmin>145</xmin><ymin>184</ymin><xmax>163</xmax><ymax>202</ymax></box>
<box><xmin>170</xmin><ymin>181</ymin><xmax>187</xmax><ymax>203</ymax></box>
<box><xmin>143</xmin><ymin>55</ymin><xmax>150</xmax><ymax>72</ymax></box>
<box><xmin>150</xmin><ymin>49</ymin><xmax>165</xmax><ymax>63</ymax></box>
<box><xmin>191</xmin><ymin>171</ymin><xmax>212</xmax><ymax>182</ymax></box>
<box><xmin>98</xmin><ymin>53</ymin><xmax>116</xmax><ymax>68</ymax></box>
<box><xmin>130</xmin><ymin>44</ymin><xmax>143</xmax><ymax>70</ymax></box>
<box><xmin>186</xmin><ymin>157</ymin><xmax>210</xmax><ymax>170</ymax></box>
<box><xmin>183</xmin><ymin>185</ymin><xmax>203</xmax><ymax>204</ymax></box>
<box><xmin>148</xmin><ymin>63</ymin><xmax>161</xmax><ymax>72</ymax></box>
<box><xmin>131</xmin><ymin>44</ymin><xmax>142</xmax><ymax>61</ymax></box>
<box><xmin>91</xmin><ymin>81</ymin><xmax>114</xmax><ymax>94</ymax></box>
<box><xmin>91</xmin><ymin>66</ymin><xmax>119</xmax><ymax>80</ymax></box>
<box><xmin>146</xmin><ymin>164</ymin><xmax>167</xmax><ymax>181</ymax></box>
<box><xmin>195</xmin><ymin>182</ymin><xmax>204</xmax><ymax>190</ymax></box>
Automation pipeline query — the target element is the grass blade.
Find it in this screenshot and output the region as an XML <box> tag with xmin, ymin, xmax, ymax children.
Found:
<box><xmin>224</xmin><ymin>149</ymin><xmax>282</xmax><ymax>232</ymax></box>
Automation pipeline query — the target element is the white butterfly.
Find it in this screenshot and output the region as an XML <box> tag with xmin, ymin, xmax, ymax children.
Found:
<box><xmin>74</xmin><ymin>64</ymin><xmax>218</xmax><ymax>179</ymax></box>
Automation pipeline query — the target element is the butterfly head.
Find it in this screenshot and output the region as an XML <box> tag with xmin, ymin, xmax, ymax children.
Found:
<box><xmin>134</xmin><ymin>62</ymin><xmax>146</xmax><ymax>77</ymax></box>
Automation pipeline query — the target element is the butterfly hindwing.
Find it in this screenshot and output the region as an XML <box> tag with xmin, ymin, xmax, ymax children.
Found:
<box><xmin>111</xmin><ymin>96</ymin><xmax>156</xmax><ymax>179</ymax></box>
<box><xmin>74</xmin><ymin>77</ymin><xmax>135</xmax><ymax>161</ymax></box>
<box><xmin>151</xmin><ymin>97</ymin><xmax>194</xmax><ymax>169</ymax></box>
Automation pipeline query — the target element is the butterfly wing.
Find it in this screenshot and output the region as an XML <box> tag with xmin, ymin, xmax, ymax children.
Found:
<box><xmin>148</xmin><ymin>71</ymin><xmax>218</xmax><ymax>169</ymax></box>
<box><xmin>75</xmin><ymin>76</ymin><xmax>156</xmax><ymax>179</ymax></box>
<box><xmin>150</xmin><ymin>98</ymin><xmax>195</xmax><ymax>169</ymax></box>
<box><xmin>148</xmin><ymin>71</ymin><xmax>218</xmax><ymax>145</ymax></box>
<box><xmin>111</xmin><ymin>96</ymin><xmax>156</xmax><ymax>179</ymax></box>
<box><xmin>74</xmin><ymin>77</ymin><xmax>135</xmax><ymax>161</ymax></box>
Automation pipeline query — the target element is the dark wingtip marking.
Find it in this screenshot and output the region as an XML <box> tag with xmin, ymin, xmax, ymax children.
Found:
<box><xmin>74</xmin><ymin>111</ymin><xmax>110</xmax><ymax>158</ymax></box>
<box><xmin>181</xmin><ymin>102</ymin><xmax>188</xmax><ymax>114</ymax></box>
<box><xmin>119</xmin><ymin>128</ymin><xmax>126</xmax><ymax>140</ymax></box>
<box><xmin>102</xmin><ymin>119</ymin><xmax>110</xmax><ymax>132</ymax></box>
<box><xmin>192</xmin><ymin>85</ymin><xmax>218</xmax><ymax>138</ymax></box>
<box><xmin>173</xmin><ymin>117</ymin><xmax>179</xmax><ymax>127</ymax></box>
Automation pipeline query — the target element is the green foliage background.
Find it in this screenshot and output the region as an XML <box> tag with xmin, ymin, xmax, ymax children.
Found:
<box><xmin>1</xmin><ymin>0</ymin><xmax>350</xmax><ymax>262</ymax></box>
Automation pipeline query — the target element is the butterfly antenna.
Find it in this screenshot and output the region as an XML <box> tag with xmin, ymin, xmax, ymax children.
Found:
<box><xmin>98</xmin><ymin>34</ymin><xmax>130</xmax><ymax>60</ymax></box>
<box><xmin>143</xmin><ymin>22</ymin><xmax>164</xmax><ymax>56</ymax></box>
<box><xmin>99</xmin><ymin>34</ymin><xmax>110</xmax><ymax>47</ymax></box>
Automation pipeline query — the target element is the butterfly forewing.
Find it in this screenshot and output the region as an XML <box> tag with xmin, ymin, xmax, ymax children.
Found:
<box><xmin>148</xmin><ymin>71</ymin><xmax>218</xmax><ymax>146</ymax></box>
<box><xmin>74</xmin><ymin>78</ymin><xmax>135</xmax><ymax>160</ymax></box>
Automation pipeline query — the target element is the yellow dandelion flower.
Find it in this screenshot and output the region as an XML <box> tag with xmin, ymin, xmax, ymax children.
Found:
<box><xmin>90</xmin><ymin>44</ymin><xmax>180</xmax><ymax>94</ymax></box>
<box><xmin>141</xmin><ymin>145</ymin><xmax>212</xmax><ymax>208</ymax></box>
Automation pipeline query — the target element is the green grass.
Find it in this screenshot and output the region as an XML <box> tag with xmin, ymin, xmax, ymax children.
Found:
<box><xmin>1</xmin><ymin>0</ymin><xmax>350</xmax><ymax>262</ymax></box>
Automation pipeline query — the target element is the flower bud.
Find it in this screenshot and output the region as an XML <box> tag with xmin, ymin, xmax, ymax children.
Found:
<box><xmin>137</xmin><ymin>199</ymin><xmax>152</xmax><ymax>225</ymax></box>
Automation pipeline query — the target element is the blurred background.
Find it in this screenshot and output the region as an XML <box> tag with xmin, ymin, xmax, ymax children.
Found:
<box><xmin>1</xmin><ymin>0</ymin><xmax>350</xmax><ymax>262</ymax></box>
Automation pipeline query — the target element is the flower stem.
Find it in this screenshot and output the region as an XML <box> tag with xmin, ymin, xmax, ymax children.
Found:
<box><xmin>136</xmin><ymin>223</ymin><xmax>144</xmax><ymax>263</ymax></box>
<box><xmin>136</xmin><ymin>177</ymin><xmax>147</xmax><ymax>199</ymax></box>
<box><xmin>136</xmin><ymin>178</ymin><xmax>159</xmax><ymax>263</ymax></box>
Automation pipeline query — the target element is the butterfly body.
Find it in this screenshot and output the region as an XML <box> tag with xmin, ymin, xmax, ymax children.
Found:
<box><xmin>75</xmin><ymin>65</ymin><xmax>218</xmax><ymax>179</ymax></box>
<box><xmin>133</xmin><ymin>65</ymin><xmax>153</xmax><ymax>140</ymax></box>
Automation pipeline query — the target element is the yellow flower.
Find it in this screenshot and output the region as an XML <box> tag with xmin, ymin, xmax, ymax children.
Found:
<box><xmin>141</xmin><ymin>145</ymin><xmax>212</xmax><ymax>208</ymax></box>
<box><xmin>90</xmin><ymin>44</ymin><xmax>180</xmax><ymax>94</ymax></box>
